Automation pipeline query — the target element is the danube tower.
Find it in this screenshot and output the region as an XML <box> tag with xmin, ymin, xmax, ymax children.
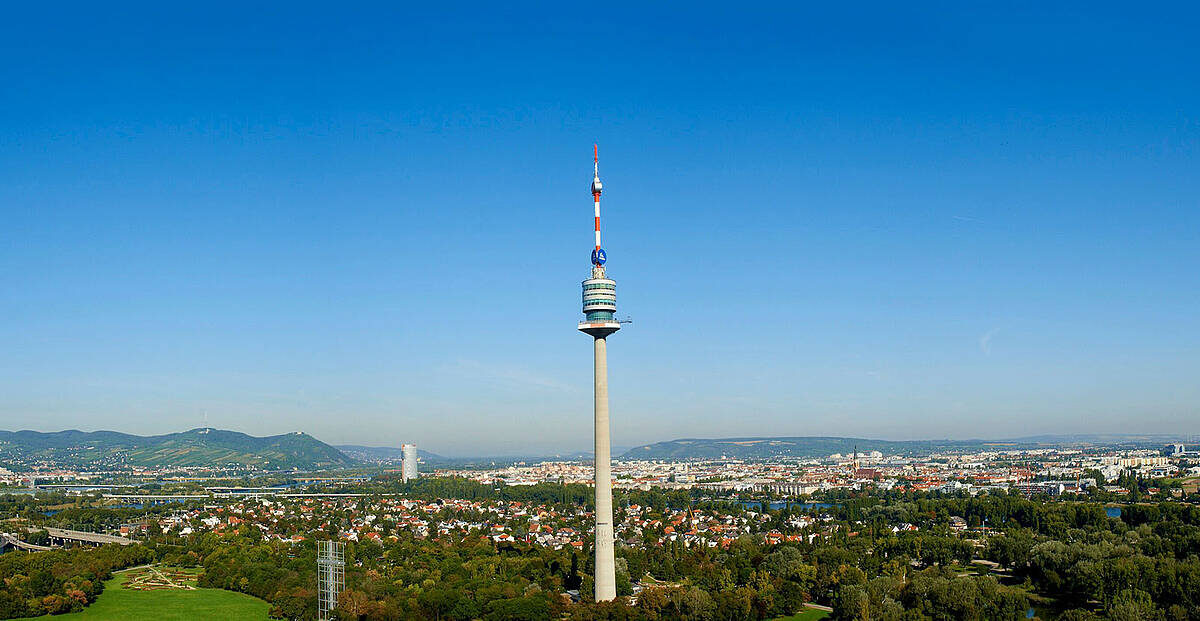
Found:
<box><xmin>578</xmin><ymin>145</ymin><xmax>621</xmax><ymax>602</ymax></box>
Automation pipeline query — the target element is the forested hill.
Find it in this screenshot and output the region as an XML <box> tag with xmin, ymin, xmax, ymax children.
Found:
<box><xmin>622</xmin><ymin>436</ymin><xmax>996</xmax><ymax>460</ymax></box>
<box><xmin>0</xmin><ymin>428</ymin><xmax>354</xmax><ymax>469</ymax></box>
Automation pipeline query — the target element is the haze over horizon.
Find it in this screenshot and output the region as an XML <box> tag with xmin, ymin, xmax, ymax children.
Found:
<box><xmin>3</xmin><ymin>425</ymin><xmax>1193</xmax><ymax>461</ymax></box>
<box><xmin>2</xmin><ymin>4</ymin><xmax>1198</xmax><ymax>456</ymax></box>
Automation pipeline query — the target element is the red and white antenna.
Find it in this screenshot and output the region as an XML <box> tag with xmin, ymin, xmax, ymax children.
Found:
<box><xmin>590</xmin><ymin>144</ymin><xmax>606</xmax><ymax>266</ymax></box>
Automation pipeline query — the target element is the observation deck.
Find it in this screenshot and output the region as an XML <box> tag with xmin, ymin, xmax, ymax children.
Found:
<box><xmin>579</xmin><ymin>266</ymin><xmax>620</xmax><ymax>338</ymax></box>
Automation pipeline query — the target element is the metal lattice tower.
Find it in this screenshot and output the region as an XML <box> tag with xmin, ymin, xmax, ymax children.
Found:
<box><xmin>578</xmin><ymin>145</ymin><xmax>621</xmax><ymax>602</ymax></box>
<box><xmin>316</xmin><ymin>540</ymin><xmax>345</xmax><ymax>620</ymax></box>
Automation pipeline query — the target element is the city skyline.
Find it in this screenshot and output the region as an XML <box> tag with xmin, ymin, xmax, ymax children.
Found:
<box><xmin>2</xmin><ymin>4</ymin><xmax>1199</xmax><ymax>455</ymax></box>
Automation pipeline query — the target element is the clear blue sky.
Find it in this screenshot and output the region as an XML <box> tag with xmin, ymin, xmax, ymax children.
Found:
<box><xmin>2</xmin><ymin>3</ymin><xmax>1197</xmax><ymax>455</ymax></box>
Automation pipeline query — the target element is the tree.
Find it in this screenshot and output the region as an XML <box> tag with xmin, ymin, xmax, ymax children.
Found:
<box><xmin>448</xmin><ymin>596</ymin><xmax>481</xmax><ymax>621</ymax></box>
<box><xmin>418</xmin><ymin>587</ymin><xmax>456</xmax><ymax>621</ymax></box>
<box><xmin>636</xmin><ymin>587</ymin><xmax>671</xmax><ymax>619</ymax></box>
<box><xmin>830</xmin><ymin>580</ymin><xmax>903</xmax><ymax>621</ymax></box>
<box><xmin>762</xmin><ymin>546</ymin><xmax>817</xmax><ymax>596</ymax></box>
<box><xmin>564</xmin><ymin>552</ymin><xmax>582</xmax><ymax>590</ymax></box>
<box><xmin>1107</xmin><ymin>589</ymin><xmax>1162</xmax><ymax>621</ymax></box>
<box><xmin>580</xmin><ymin>575</ymin><xmax>594</xmax><ymax>602</ymax></box>
<box><xmin>335</xmin><ymin>589</ymin><xmax>371</xmax><ymax>620</ymax></box>
<box><xmin>41</xmin><ymin>594</ymin><xmax>72</xmax><ymax>615</ymax></box>
<box><xmin>25</xmin><ymin>530</ymin><xmax>49</xmax><ymax>546</ymax></box>
<box><xmin>29</xmin><ymin>570</ymin><xmax>54</xmax><ymax>598</ymax></box>
<box><xmin>614</xmin><ymin>558</ymin><xmax>633</xmax><ymax>597</ymax></box>
<box><xmin>482</xmin><ymin>594</ymin><xmax>551</xmax><ymax>621</ymax></box>
<box><xmin>672</xmin><ymin>587</ymin><xmax>716</xmax><ymax>621</ymax></box>
<box><xmin>0</xmin><ymin>591</ymin><xmax>29</xmax><ymax>619</ymax></box>
<box><xmin>986</xmin><ymin>529</ymin><xmax>1035</xmax><ymax>570</ymax></box>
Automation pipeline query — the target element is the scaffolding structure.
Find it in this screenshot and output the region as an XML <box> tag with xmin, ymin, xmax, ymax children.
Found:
<box><xmin>316</xmin><ymin>540</ymin><xmax>345</xmax><ymax>621</ymax></box>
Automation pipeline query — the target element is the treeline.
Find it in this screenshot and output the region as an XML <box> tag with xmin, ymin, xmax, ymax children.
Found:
<box><xmin>817</xmin><ymin>488</ymin><xmax>1136</xmax><ymax>533</ymax></box>
<box><xmin>828</xmin><ymin>570</ymin><xmax>1028</xmax><ymax>620</ymax></box>
<box><xmin>806</xmin><ymin>491</ymin><xmax>1200</xmax><ymax>619</ymax></box>
<box><xmin>184</xmin><ymin>527</ymin><xmax>569</xmax><ymax>620</ymax></box>
<box><xmin>173</xmin><ymin>519</ymin><xmax>1031</xmax><ymax>620</ymax></box>
<box><xmin>572</xmin><ymin>538</ymin><xmax>1031</xmax><ymax>621</ymax></box>
<box><xmin>0</xmin><ymin>493</ymin><xmax>76</xmax><ymax>522</ymax></box>
<box><xmin>985</xmin><ymin>518</ymin><xmax>1200</xmax><ymax>618</ymax></box>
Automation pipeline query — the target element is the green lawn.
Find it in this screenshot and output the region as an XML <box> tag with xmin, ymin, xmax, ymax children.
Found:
<box><xmin>18</xmin><ymin>567</ymin><xmax>271</xmax><ymax>620</ymax></box>
<box><xmin>773</xmin><ymin>608</ymin><xmax>832</xmax><ymax>620</ymax></box>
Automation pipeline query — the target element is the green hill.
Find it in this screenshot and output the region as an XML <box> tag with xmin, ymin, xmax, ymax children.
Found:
<box><xmin>0</xmin><ymin>428</ymin><xmax>354</xmax><ymax>470</ymax></box>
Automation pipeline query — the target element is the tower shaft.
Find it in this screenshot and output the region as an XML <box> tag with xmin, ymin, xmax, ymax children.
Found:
<box><xmin>592</xmin><ymin>336</ymin><xmax>616</xmax><ymax>601</ymax></box>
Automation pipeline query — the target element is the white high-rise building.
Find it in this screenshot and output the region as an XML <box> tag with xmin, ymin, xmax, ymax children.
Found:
<box><xmin>401</xmin><ymin>444</ymin><xmax>419</xmax><ymax>483</ymax></box>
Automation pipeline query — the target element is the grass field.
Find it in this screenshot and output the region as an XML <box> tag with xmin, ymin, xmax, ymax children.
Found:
<box><xmin>18</xmin><ymin>566</ymin><xmax>271</xmax><ymax>620</ymax></box>
<box><xmin>773</xmin><ymin>607</ymin><xmax>832</xmax><ymax>620</ymax></box>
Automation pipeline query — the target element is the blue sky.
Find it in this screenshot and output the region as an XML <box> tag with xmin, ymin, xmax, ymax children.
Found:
<box><xmin>1</xmin><ymin>3</ymin><xmax>1197</xmax><ymax>455</ymax></box>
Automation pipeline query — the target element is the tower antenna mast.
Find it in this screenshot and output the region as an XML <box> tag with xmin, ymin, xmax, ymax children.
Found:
<box><xmin>591</xmin><ymin>144</ymin><xmax>604</xmax><ymax>267</ymax></box>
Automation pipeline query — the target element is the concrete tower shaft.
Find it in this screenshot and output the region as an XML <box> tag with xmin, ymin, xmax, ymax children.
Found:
<box><xmin>590</xmin><ymin>335</ymin><xmax>616</xmax><ymax>602</ymax></box>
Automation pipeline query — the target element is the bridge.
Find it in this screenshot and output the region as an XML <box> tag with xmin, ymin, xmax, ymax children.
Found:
<box><xmin>293</xmin><ymin>476</ymin><xmax>370</xmax><ymax>483</ymax></box>
<box><xmin>206</xmin><ymin>487</ymin><xmax>295</xmax><ymax>498</ymax></box>
<box><xmin>102</xmin><ymin>491</ymin><xmax>390</xmax><ymax>500</ymax></box>
<box><xmin>103</xmin><ymin>494</ymin><xmax>209</xmax><ymax>500</ymax></box>
<box><xmin>279</xmin><ymin>493</ymin><xmax>391</xmax><ymax>498</ymax></box>
<box><xmin>40</xmin><ymin>527</ymin><xmax>133</xmax><ymax>547</ymax></box>
<box><xmin>0</xmin><ymin>533</ymin><xmax>52</xmax><ymax>553</ymax></box>
<box><xmin>33</xmin><ymin>484</ymin><xmax>122</xmax><ymax>491</ymax></box>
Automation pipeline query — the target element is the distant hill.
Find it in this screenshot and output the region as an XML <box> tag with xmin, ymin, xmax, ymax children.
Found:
<box><xmin>1003</xmin><ymin>433</ymin><xmax>1181</xmax><ymax>444</ymax></box>
<box><xmin>622</xmin><ymin>434</ymin><xmax>1179</xmax><ymax>460</ymax></box>
<box><xmin>335</xmin><ymin>445</ymin><xmax>444</xmax><ymax>463</ymax></box>
<box><xmin>620</xmin><ymin>437</ymin><xmax>951</xmax><ymax>460</ymax></box>
<box><xmin>0</xmin><ymin>428</ymin><xmax>354</xmax><ymax>469</ymax></box>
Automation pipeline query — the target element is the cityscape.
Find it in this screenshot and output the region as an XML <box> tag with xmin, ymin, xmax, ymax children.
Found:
<box><xmin>3</xmin><ymin>4</ymin><xmax>1200</xmax><ymax>621</ymax></box>
<box><xmin>2</xmin><ymin>430</ymin><xmax>1199</xmax><ymax>619</ymax></box>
